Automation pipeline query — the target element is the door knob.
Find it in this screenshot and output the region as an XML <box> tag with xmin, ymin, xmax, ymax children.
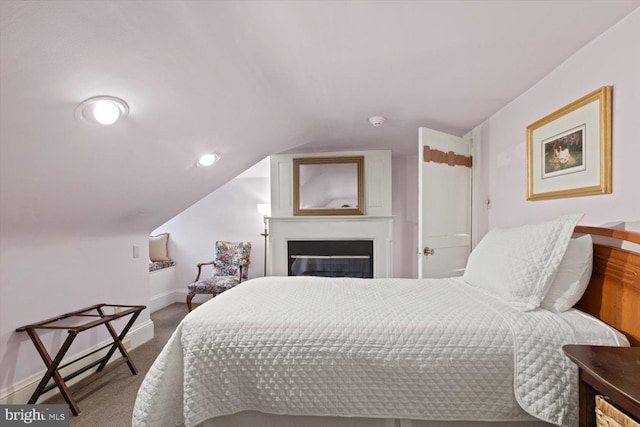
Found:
<box><xmin>423</xmin><ymin>247</ymin><xmax>435</xmax><ymax>256</ymax></box>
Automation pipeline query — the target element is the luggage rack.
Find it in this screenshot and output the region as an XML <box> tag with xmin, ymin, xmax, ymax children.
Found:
<box><xmin>16</xmin><ymin>303</ymin><xmax>146</xmax><ymax>415</ymax></box>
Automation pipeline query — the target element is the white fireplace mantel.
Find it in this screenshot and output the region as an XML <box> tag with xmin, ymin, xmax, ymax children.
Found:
<box><xmin>268</xmin><ymin>216</ymin><xmax>393</xmax><ymax>278</ymax></box>
<box><xmin>268</xmin><ymin>150</ymin><xmax>394</xmax><ymax>278</ymax></box>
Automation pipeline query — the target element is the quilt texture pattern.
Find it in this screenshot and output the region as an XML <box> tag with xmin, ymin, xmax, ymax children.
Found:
<box><xmin>132</xmin><ymin>277</ymin><xmax>618</xmax><ymax>427</ymax></box>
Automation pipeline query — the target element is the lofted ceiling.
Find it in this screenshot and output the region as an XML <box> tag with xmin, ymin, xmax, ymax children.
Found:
<box><xmin>1</xmin><ymin>0</ymin><xmax>638</xmax><ymax>235</ymax></box>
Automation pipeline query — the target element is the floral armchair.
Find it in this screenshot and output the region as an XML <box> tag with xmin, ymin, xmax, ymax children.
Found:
<box><xmin>186</xmin><ymin>241</ymin><xmax>252</xmax><ymax>311</ymax></box>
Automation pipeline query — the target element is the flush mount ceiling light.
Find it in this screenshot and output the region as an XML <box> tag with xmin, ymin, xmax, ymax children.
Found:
<box><xmin>197</xmin><ymin>153</ymin><xmax>221</xmax><ymax>167</ymax></box>
<box><xmin>75</xmin><ymin>96</ymin><xmax>129</xmax><ymax>125</ymax></box>
<box><xmin>368</xmin><ymin>116</ymin><xmax>386</xmax><ymax>127</ymax></box>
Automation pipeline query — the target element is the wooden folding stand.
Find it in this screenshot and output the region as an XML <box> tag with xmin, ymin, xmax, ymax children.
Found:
<box><xmin>16</xmin><ymin>304</ymin><xmax>146</xmax><ymax>415</ymax></box>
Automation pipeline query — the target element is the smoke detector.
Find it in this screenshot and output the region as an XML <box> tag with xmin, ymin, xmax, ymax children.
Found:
<box><xmin>368</xmin><ymin>116</ymin><xmax>386</xmax><ymax>127</ymax></box>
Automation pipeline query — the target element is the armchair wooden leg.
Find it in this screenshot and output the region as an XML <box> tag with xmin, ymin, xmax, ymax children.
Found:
<box><xmin>186</xmin><ymin>292</ymin><xmax>195</xmax><ymax>312</ymax></box>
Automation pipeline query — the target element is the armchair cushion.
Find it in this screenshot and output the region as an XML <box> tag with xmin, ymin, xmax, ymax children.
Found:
<box><xmin>149</xmin><ymin>260</ymin><xmax>176</xmax><ymax>272</ymax></box>
<box><xmin>187</xmin><ymin>276</ymin><xmax>241</xmax><ymax>295</ymax></box>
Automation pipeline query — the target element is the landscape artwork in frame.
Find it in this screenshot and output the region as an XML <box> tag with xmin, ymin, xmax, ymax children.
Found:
<box><xmin>526</xmin><ymin>86</ymin><xmax>611</xmax><ymax>201</ymax></box>
<box><xmin>542</xmin><ymin>125</ymin><xmax>586</xmax><ymax>179</ymax></box>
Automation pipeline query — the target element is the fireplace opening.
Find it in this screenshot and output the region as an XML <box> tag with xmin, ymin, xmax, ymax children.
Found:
<box><xmin>288</xmin><ymin>240</ymin><xmax>373</xmax><ymax>278</ymax></box>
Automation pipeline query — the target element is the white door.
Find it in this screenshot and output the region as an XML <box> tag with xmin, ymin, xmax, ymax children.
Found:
<box><xmin>418</xmin><ymin>127</ymin><xmax>472</xmax><ymax>278</ymax></box>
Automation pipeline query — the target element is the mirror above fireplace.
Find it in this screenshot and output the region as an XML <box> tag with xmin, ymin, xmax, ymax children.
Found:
<box><xmin>293</xmin><ymin>156</ymin><xmax>364</xmax><ymax>216</ymax></box>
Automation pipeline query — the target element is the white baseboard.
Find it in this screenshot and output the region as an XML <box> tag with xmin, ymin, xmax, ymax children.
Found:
<box><xmin>150</xmin><ymin>288</ymin><xmax>208</xmax><ymax>312</ymax></box>
<box><xmin>0</xmin><ymin>319</ymin><xmax>154</xmax><ymax>405</ymax></box>
<box><xmin>150</xmin><ymin>288</ymin><xmax>237</xmax><ymax>312</ymax></box>
<box><xmin>150</xmin><ymin>289</ymin><xmax>183</xmax><ymax>313</ymax></box>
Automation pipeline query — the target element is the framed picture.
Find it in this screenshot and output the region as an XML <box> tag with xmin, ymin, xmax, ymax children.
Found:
<box><xmin>526</xmin><ymin>86</ymin><xmax>611</xmax><ymax>200</ymax></box>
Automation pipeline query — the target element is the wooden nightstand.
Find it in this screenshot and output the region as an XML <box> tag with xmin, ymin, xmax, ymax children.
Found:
<box><xmin>563</xmin><ymin>345</ymin><xmax>640</xmax><ymax>427</ymax></box>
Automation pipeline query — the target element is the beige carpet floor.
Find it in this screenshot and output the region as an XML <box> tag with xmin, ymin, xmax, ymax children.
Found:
<box><xmin>45</xmin><ymin>303</ymin><xmax>189</xmax><ymax>427</ymax></box>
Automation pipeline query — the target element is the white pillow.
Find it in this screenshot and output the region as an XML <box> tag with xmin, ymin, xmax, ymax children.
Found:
<box><xmin>462</xmin><ymin>213</ymin><xmax>583</xmax><ymax>311</ymax></box>
<box><xmin>149</xmin><ymin>233</ymin><xmax>171</xmax><ymax>262</ymax></box>
<box><xmin>541</xmin><ymin>235</ymin><xmax>593</xmax><ymax>312</ymax></box>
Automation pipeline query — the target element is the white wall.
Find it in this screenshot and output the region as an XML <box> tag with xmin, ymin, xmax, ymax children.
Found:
<box><xmin>161</xmin><ymin>152</ymin><xmax>421</xmax><ymax>282</ymax></box>
<box><xmin>268</xmin><ymin>150</ymin><xmax>395</xmax><ymax>277</ymax></box>
<box><xmin>474</xmin><ymin>9</ymin><xmax>640</xmax><ymax>232</ymax></box>
<box><xmin>152</xmin><ymin>176</ymin><xmax>271</xmax><ymax>304</ymax></box>
<box><xmin>0</xmin><ymin>232</ymin><xmax>151</xmax><ymax>397</ymax></box>
<box><xmin>392</xmin><ymin>154</ymin><xmax>419</xmax><ymax>278</ymax></box>
<box><xmin>270</xmin><ymin>150</ymin><xmax>393</xmax><ymax>217</ymax></box>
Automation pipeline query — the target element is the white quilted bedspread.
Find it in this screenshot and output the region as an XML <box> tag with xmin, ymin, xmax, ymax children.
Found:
<box><xmin>132</xmin><ymin>277</ymin><xmax>619</xmax><ymax>427</ymax></box>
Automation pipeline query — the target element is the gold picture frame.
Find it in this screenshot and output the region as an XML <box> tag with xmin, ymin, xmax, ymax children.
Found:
<box><xmin>526</xmin><ymin>86</ymin><xmax>612</xmax><ymax>200</ymax></box>
<box><xmin>293</xmin><ymin>156</ymin><xmax>364</xmax><ymax>216</ymax></box>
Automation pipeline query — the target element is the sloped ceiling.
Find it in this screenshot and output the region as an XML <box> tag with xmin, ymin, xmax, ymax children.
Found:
<box><xmin>1</xmin><ymin>0</ymin><xmax>638</xmax><ymax>235</ymax></box>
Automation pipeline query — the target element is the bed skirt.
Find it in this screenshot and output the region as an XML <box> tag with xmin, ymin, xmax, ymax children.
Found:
<box><xmin>198</xmin><ymin>411</ymin><xmax>553</xmax><ymax>427</ymax></box>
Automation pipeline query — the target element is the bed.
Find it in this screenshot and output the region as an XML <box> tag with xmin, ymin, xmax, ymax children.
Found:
<box><xmin>132</xmin><ymin>217</ymin><xmax>640</xmax><ymax>427</ymax></box>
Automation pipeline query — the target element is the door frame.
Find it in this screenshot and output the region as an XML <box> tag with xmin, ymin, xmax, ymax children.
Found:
<box><xmin>417</xmin><ymin>127</ymin><xmax>482</xmax><ymax>278</ymax></box>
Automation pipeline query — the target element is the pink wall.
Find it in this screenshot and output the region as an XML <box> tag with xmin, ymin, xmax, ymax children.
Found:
<box><xmin>4</xmin><ymin>7</ymin><xmax>636</xmax><ymax>401</ymax></box>
<box><xmin>0</xmin><ymin>232</ymin><xmax>150</xmax><ymax>391</ymax></box>
<box><xmin>475</xmin><ymin>9</ymin><xmax>640</xmax><ymax>232</ymax></box>
<box><xmin>0</xmin><ymin>166</ymin><xmax>270</xmax><ymax>396</ymax></box>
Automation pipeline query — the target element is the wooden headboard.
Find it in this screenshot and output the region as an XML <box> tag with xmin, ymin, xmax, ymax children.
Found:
<box><xmin>573</xmin><ymin>226</ymin><xmax>640</xmax><ymax>346</ymax></box>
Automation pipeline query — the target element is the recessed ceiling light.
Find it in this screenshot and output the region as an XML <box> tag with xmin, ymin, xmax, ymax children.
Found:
<box><xmin>197</xmin><ymin>153</ymin><xmax>221</xmax><ymax>167</ymax></box>
<box><xmin>75</xmin><ymin>96</ymin><xmax>129</xmax><ymax>125</ymax></box>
